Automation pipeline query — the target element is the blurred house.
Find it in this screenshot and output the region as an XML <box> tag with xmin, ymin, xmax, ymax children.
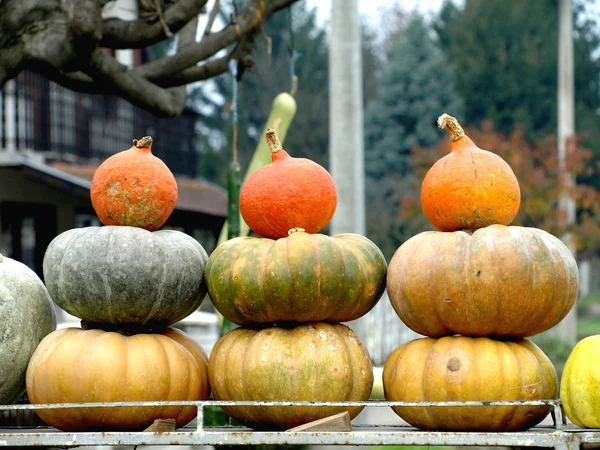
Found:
<box><xmin>0</xmin><ymin>71</ymin><xmax>227</xmax><ymax>279</ymax></box>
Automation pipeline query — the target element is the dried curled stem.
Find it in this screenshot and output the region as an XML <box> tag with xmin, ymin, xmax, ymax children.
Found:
<box><xmin>265</xmin><ymin>128</ymin><xmax>283</xmax><ymax>154</ymax></box>
<box><xmin>438</xmin><ymin>113</ymin><xmax>465</xmax><ymax>142</ymax></box>
<box><xmin>133</xmin><ymin>136</ymin><xmax>153</xmax><ymax>148</ymax></box>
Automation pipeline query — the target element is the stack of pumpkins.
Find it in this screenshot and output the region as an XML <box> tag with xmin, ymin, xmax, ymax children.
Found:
<box><xmin>25</xmin><ymin>137</ymin><xmax>211</xmax><ymax>431</ymax></box>
<box><xmin>204</xmin><ymin>128</ymin><xmax>388</xmax><ymax>429</ymax></box>
<box><xmin>382</xmin><ymin>114</ymin><xmax>579</xmax><ymax>431</ymax></box>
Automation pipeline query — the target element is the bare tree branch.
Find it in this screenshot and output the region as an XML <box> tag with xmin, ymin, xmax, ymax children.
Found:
<box><xmin>100</xmin><ymin>0</ymin><xmax>208</xmax><ymax>49</ymax></box>
<box><xmin>44</xmin><ymin>67</ymin><xmax>98</xmax><ymax>93</ymax></box>
<box><xmin>84</xmin><ymin>49</ymin><xmax>187</xmax><ymax>116</ymax></box>
<box><xmin>0</xmin><ymin>0</ymin><xmax>301</xmax><ymax>115</ymax></box>
<box><xmin>154</xmin><ymin>56</ymin><xmax>229</xmax><ymax>87</ymax></box>
<box><xmin>203</xmin><ymin>0</ymin><xmax>221</xmax><ymax>37</ymax></box>
<box><xmin>132</xmin><ymin>0</ymin><xmax>298</xmax><ymax>81</ymax></box>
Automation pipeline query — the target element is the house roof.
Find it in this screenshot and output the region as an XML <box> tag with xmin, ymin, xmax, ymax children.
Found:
<box><xmin>0</xmin><ymin>153</ymin><xmax>228</xmax><ymax>218</ymax></box>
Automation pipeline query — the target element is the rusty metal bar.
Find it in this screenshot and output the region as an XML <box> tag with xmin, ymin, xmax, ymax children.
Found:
<box><xmin>0</xmin><ymin>400</ymin><xmax>596</xmax><ymax>448</ymax></box>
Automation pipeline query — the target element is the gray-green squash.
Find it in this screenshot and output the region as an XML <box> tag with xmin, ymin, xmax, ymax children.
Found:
<box><xmin>0</xmin><ymin>254</ymin><xmax>56</xmax><ymax>404</ymax></box>
<box><xmin>43</xmin><ymin>226</ymin><xmax>208</xmax><ymax>330</ymax></box>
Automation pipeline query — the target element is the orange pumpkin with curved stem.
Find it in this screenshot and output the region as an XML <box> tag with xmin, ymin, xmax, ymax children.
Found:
<box><xmin>91</xmin><ymin>136</ymin><xmax>178</xmax><ymax>231</ymax></box>
<box><xmin>239</xmin><ymin>128</ymin><xmax>337</xmax><ymax>239</ymax></box>
<box><xmin>421</xmin><ymin>114</ymin><xmax>520</xmax><ymax>232</ymax></box>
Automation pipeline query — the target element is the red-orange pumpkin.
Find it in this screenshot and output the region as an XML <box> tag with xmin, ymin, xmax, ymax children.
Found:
<box><xmin>26</xmin><ymin>326</ymin><xmax>209</xmax><ymax>431</ymax></box>
<box><xmin>421</xmin><ymin>114</ymin><xmax>520</xmax><ymax>232</ymax></box>
<box><xmin>90</xmin><ymin>136</ymin><xmax>178</xmax><ymax>231</ymax></box>
<box><xmin>239</xmin><ymin>129</ymin><xmax>337</xmax><ymax>239</ymax></box>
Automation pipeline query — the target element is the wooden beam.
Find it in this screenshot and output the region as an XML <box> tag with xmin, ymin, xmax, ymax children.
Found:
<box><xmin>286</xmin><ymin>411</ymin><xmax>352</xmax><ymax>432</ymax></box>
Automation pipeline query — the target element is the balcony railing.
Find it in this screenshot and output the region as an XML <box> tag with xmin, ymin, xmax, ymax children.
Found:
<box><xmin>0</xmin><ymin>72</ymin><xmax>198</xmax><ymax>178</ymax></box>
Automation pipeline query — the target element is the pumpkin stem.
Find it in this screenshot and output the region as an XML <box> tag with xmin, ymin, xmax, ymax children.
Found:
<box><xmin>438</xmin><ymin>114</ymin><xmax>465</xmax><ymax>142</ymax></box>
<box><xmin>288</xmin><ymin>227</ymin><xmax>305</xmax><ymax>235</ymax></box>
<box><xmin>265</xmin><ymin>128</ymin><xmax>283</xmax><ymax>154</ymax></box>
<box><xmin>133</xmin><ymin>136</ymin><xmax>153</xmax><ymax>148</ymax></box>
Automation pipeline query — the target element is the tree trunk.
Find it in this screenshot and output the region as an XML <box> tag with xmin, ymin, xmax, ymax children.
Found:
<box><xmin>555</xmin><ymin>0</ymin><xmax>577</xmax><ymax>346</ymax></box>
<box><xmin>329</xmin><ymin>0</ymin><xmax>365</xmax><ymax>236</ymax></box>
<box><xmin>329</xmin><ymin>0</ymin><xmax>372</xmax><ymax>349</ymax></box>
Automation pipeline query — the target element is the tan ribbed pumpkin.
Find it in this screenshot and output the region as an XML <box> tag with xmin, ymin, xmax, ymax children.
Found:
<box><xmin>26</xmin><ymin>326</ymin><xmax>210</xmax><ymax>431</ymax></box>
<box><xmin>387</xmin><ymin>224</ymin><xmax>578</xmax><ymax>337</ymax></box>
<box><xmin>383</xmin><ymin>336</ymin><xmax>557</xmax><ymax>431</ymax></box>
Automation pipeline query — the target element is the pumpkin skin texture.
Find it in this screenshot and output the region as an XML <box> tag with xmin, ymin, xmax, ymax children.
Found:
<box><xmin>205</xmin><ymin>229</ymin><xmax>387</xmax><ymax>324</ymax></box>
<box><xmin>90</xmin><ymin>136</ymin><xmax>178</xmax><ymax>231</ymax></box>
<box><xmin>560</xmin><ymin>335</ymin><xmax>600</xmax><ymax>428</ymax></box>
<box><xmin>0</xmin><ymin>254</ymin><xmax>56</xmax><ymax>404</ymax></box>
<box><xmin>387</xmin><ymin>224</ymin><xmax>578</xmax><ymax>337</ymax></box>
<box><xmin>239</xmin><ymin>129</ymin><xmax>337</xmax><ymax>239</ymax></box>
<box><xmin>421</xmin><ymin>114</ymin><xmax>520</xmax><ymax>232</ymax></box>
<box><xmin>43</xmin><ymin>226</ymin><xmax>208</xmax><ymax>330</ymax></box>
<box><xmin>383</xmin><ymin>336</ymin><xmax>558</xmax><ymax>431</ymax></box>
<box><xmin>208</xmin><ymin>322</ymin><xmax>373</xmax><ymax>429</ymax></box>
<box><xmin>26</xmin><ymin>326</ymin><xmax>210</xmax><ymax>431</ymax></box>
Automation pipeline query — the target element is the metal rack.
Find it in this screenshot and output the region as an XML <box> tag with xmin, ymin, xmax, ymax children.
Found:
<box><xmin>1</xmin><ymin>400</ymin><xmax>599</xmax><ymax>449</ymax></box>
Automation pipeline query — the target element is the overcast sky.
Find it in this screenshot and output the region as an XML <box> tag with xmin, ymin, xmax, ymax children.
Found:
<box><xmin>304</xmin><ymin>0</ymin><xmax>452</xmax><ymax>24</ymax></box>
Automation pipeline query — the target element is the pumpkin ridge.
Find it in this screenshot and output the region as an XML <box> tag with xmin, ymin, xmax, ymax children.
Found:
<box><xmin>229</xmin><ymin>243</ymin><xmax>260</xmax><ymax>322</ymax></box>
<box><xmin>505</xmin><ymin>228</ymin><xmax>536</xmax><ymax>335</ymax></box>
<box><xmin>482</xmin><ymin>229</ymin><xmax>508</xmax><ymax>335</ymax></box>
<box><xmin>421</xmin><ymin>339</ymin><xmax>437</xmax><ymax>427</ymax></box>
<box><xmin>544</xmin><ymin>229</ymin><xmax>579</xmax><ymax>325</ymax></box>
<box><xmin>240</xmin><ymin>330</ymin><xmax>265</xmax><ymax>424</ymax></box>
<box><xmin>528</xmin><ymin>229</ymin><xmax>570</xmax><ymax>335</ymax></box>
<box><xmin>492</xmin><ymin>339</ymin><xmax>508</xmax><ymax>428</ymax></box>
<box><xmin>310</xmin><ymin>235</ymin><xmax>325</xmax><ymax>320</ymax></box>
<box><xmin>69</xmin><ymin>329</ymin><xmax>99</xmax><ymax>428</ymax></box>
<box><xmin>262</xmin><ymin>238</ymin><xmax>289</xmax><ymax>322</ymax></box>
<box><xmin>149</xmin><ymin>334</ymin><xmax>172</xmax><ymax>420</ymax></box>
<box><xmin>431</xmin><ymin>235</ymin><xmax>452</xmax><ymax>336</ymax></box>
<box><xmin>326</xmin><ymin>238</ymin><xmax>350</xmax><ymax>320</ymax></box>
<box><xmin>59</xmin><ymin>230</ymin><xmax>89</xmax><ymax>320</ymax></box>
<box><xmin>341</xmin><ymin>239</ymin><xmax>372</xmax><ymax>320</ymax></box>
<box><xmin>256</xmin><ymin>241</ymin><xmax>270</xmax><ymax>321</ymax></box>
<box><xmin>509</xmin><ymin>228</ymin><xmax>546</xmax><ymax>335</ymax></box>
<box><xmin>345</xmin><ymin>239</ymin><xmax>369</xmax><ymax>319</ymax></box>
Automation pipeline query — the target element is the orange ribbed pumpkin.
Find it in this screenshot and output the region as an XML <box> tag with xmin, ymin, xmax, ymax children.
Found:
<box><xmin>383</xmin><ymin>336</ymin><xmax>557</xmax><ymax>431</ymax></box>
<box><xmin>26</xmin><ymin>326</ymin><xmax>210</xmax><ymax>431</ymax></box>
<box><xmin>239</xmin><ymin>129</ymin><xmax>337</xmax><ymax>239</ymax></box>
<box><xmin>90</xmin><ymin>137</ymin><xmax>178</xmax><ymax>231</ymax></box>
<box><xmin>421</xmin><ymin>114</ymin><xmax>520</xmax><ymax>232</ymax></box>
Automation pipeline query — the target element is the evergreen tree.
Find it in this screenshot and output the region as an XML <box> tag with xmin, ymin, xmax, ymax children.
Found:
<box><xmin>363</xmin><ymin>14</ymin><xmax>463</xmax><ymax>258</ymax></box>
<box><xmin>364</xmin><ymin>14</ymin><xmax>463</xmax><ymax>180</ymax></box>
<box><xmin>434</xmin><ymin>0</ymin><xmax>600</xmax><ymax>145</ymax></box>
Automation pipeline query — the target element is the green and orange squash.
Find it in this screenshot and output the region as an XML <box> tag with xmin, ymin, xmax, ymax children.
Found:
<box><xmin>209</xmin><ymin>322</ymin><xmax>373</xmax><ymax>429</ymax></box>
<box><xmin>205</xmin><ymin>228</ymin><xmax>387</xmax><ymax>324</ymax></box>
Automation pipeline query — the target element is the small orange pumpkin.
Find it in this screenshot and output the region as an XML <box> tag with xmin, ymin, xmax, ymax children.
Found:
<box><xmin>90</xmin><ymin>136</ymin><xmax>178</xmax><ymax>231</ymax></box>
<box><xmin>239</xmin><ymin>129</ymin><xmax>337</xmax><ymax>239</ymax></box>
<box><xmin>421</xmin><ymin>114</ymin><xmax>520</xmax><ymax>232</ymax></box>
